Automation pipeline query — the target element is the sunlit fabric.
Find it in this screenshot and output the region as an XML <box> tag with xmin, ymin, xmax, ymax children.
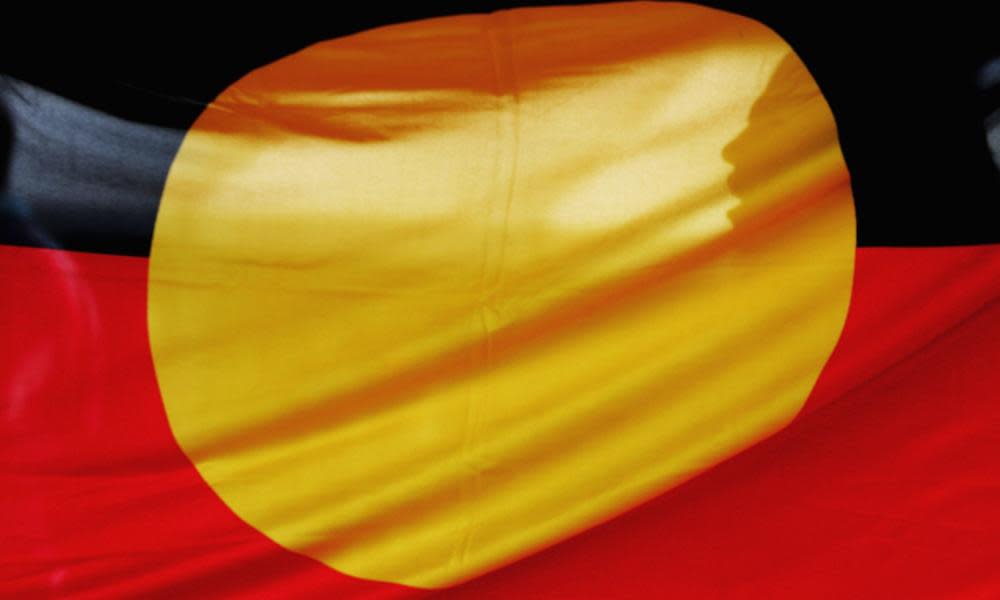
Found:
<box><xmin>0</xmin><ymin>78</ymin><xmax>180</xmax><ymax>255</ymax></box>
<box><xmin>149</xmin><ymin>3</ymin><xmax>853</xmax><ymax>587</ymax></box>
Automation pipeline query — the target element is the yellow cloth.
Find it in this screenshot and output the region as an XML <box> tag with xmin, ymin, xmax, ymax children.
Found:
<box><xmin>149</xmin><ymin>2</ymin><xmax>855</xmax><ymax>587</ymax></box>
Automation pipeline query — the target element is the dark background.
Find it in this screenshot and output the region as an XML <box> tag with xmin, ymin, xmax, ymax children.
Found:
<box><xmin>2</xmin><ymin>2</ymin><xmax>998</xmax><ymax>252</ymax></box>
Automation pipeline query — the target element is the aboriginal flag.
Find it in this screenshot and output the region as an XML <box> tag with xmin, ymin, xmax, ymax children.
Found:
<box><xmin>3</xmin><ymin>3</ymin><xmax>999</xmax><ymax>598</ymax></box>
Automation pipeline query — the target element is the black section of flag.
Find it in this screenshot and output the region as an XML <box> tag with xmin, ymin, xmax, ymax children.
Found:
<box><xmin>2</xmin><ymin>2</ymin><xmax>998</xmax><ymax>256</ymax></box>
<box><xmin>0</xmin><ymin>80</ymin><xmax>181</xmax><ymax>257</ymax></box>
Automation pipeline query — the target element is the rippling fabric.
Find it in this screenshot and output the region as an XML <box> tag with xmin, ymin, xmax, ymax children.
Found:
<box><xmin>3</xmin><ymin>2</ymin><xmax>1000</xmax><ymax>599</ymax></box>
<box><xmin>148</xmin><ymin>3</ymin><xmax>854</xmax><ymax>587</ymax></box>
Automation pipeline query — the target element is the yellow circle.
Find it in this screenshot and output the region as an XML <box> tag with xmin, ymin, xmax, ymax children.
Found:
<box><xmin>149</xmin><ymin>2</ymin><xmax>855</xmax><ymax>588</ymax></box>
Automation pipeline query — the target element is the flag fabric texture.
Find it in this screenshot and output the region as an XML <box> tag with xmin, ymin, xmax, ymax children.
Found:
<box><xmin>2</xmin><ymin>2</ymin><xmax>999</xmax><ymax>599</ymax></box>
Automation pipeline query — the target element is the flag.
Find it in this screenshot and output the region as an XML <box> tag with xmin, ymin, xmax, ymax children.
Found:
<box><xmin>3</xmin><ymin>2</ymin><xmax>999</xmax><ymax>598</ymax></box>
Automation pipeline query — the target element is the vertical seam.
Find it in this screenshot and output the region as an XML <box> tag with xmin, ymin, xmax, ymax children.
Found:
<box><xmin>486</xmin><ymin>10</ymin><xmax>520</xmax><ymax>300</ymax></box>
<box><xmin>453</xmin><ymin>8</ymin><xmax>521</xmax><ymax>573</ymax></box>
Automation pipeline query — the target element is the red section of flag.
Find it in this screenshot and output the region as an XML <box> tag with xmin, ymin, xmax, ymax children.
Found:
<box><xmin>444</xmin><ymin>246</ymin><xmax>1000</xmax><ymax>599</ymax></box>
<box><xmin>2</xmin><ymin>244</ymin><xmax>999</xmax><ymax>598</ymax></box>
<box><xmin>0</xmin><ymin>246</ymin><xmax>411</xmax><ymax>600</ymax></box>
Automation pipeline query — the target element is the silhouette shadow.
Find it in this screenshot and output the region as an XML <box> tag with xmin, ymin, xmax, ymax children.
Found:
<box><xmin>723</xmin><ymin>51</ymin><xmax>845</xmax><ymax>237</ymax></box>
